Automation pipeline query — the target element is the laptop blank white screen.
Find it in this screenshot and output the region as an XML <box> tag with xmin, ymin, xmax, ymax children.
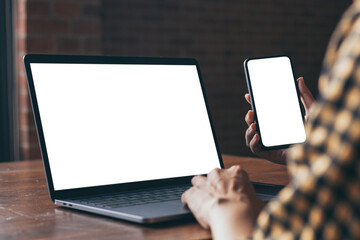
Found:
<box><xmin>30</xmin><ymin>63</ymin><xmax>221</xmax><ymax>191</ymax></box>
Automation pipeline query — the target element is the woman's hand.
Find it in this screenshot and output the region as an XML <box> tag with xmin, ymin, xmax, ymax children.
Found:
<box><xmin>297</xmin><ymin>77</ymin><xmax>316</xmax><ymax>121</ymax></box>
<box><xmin>181</xmin><ymin>166</ymin><xmax>264</xmax><ymax>239</ymax></box>
<box><xmin>244</xmin><ymin>77</ymin><xmax>315</xmax><ymax>164</ymax></box>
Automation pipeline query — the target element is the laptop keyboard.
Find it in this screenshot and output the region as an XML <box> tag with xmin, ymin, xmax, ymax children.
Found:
<box><xmin>71</xmin><ymin>184</ymin><xmax>191</xmax><ymax>209</ymax></box>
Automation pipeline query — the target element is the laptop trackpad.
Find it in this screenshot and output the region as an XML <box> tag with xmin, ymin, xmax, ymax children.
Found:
<box><xmin>114</xmin><ymin>200</ymin><xmax>191</xmax><ymax>222</ymax></box>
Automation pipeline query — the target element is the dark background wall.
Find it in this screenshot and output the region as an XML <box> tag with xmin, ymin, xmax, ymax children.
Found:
<box><xmin>101</xmin><ymin>0</ymin><xmax>351</xmax><ymax>156</ymax></box>
<box><xmin>16</xmin><ymin>0</ymin><xmax>352</xmax><ymax>159</ymax></box>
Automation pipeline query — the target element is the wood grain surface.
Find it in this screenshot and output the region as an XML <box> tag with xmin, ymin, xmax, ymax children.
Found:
<box><xmin>0</xmin><ymin>155</ymin><xmax>289</xmax><ymax>240</ymax></box>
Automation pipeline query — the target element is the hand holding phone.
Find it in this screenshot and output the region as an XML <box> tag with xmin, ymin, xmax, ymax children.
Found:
<box><xmin>244</xmin><ymin>55</ymin><xmax>306</xmax><ymax>150</ymax></box>
<box><xmin>244</xmin><ymin>93</ymin><xmax>288</xmax><ymax>164</ymax></box>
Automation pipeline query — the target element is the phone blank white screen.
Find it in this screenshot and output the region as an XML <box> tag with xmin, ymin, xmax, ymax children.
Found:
<box><xmin>247</xmin><ymin>56</ymin><xmax>306</xmax><ymax>147</ymax></box>
<box><xmin>30</xmin><ymin>63</ymin><xmax>221</xmax><ymax>190</ymax></box>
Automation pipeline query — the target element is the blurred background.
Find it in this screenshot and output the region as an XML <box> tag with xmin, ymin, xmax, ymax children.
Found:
<box><xmin>0</xmin><ymin>0</ymin><xmax>352</xmax><ymax>161</ymax></box>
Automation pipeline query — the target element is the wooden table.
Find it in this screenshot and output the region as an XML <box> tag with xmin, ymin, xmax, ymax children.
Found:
<box><xmin>0</xmin><ymin>155</ymin><xmax>288</xmax><ymax>240</ymax></box>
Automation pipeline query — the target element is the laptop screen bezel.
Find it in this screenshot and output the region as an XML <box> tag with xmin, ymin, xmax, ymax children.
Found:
<box><xmin>23</xmin><ymin>54</ymin><xmax>224</xmax><ymax>201</ymax></box>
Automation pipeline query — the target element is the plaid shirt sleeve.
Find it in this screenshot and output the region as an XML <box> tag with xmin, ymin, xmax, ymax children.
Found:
<box><xmin>250</xmin><ymin>2</ymin><xmax>360</xmax><ymax>239</ymax></box>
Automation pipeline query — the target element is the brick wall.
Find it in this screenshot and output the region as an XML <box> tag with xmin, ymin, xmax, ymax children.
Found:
<box><xmin>15</xmin><ymin>0</ymin><xmax>352</xmax><ymax>160</ymax></box>
<box><xmin>15</xmin><ymin>0</ymin><xmax>102</xmax><ymax>160</ymax></box>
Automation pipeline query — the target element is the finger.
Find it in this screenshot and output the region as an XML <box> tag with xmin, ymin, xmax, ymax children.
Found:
<box><xmin>249</xmin><ymin>133</ymin><xmax>261</xmax><ymax>154</ymax></box>
<box><xmin>191</xmin><ymin>175</ymin><xmax>214</xmax><ymax>193</ymax></box>
<box><xmin>228</xmin><ymin>165</ymin><xmax>250</xmax><ymax>188</ymax></box>
<box><xmin>229</xmin><ymin>165</ymin><xmax>242</xmax><ymax>171</ymax></box>
<box><xmin>244</xmin><ymin>93</ymin><xmax>251</xmax><ymax>105</ymax></box>
<box><xmin>229</xmin><ymin>165</ymin><xmax>249</xmax><ymax>179</ymax></box>
<box><xmin>207</xmin><ymin>168</ymin><xmax>232</xmax><ymax>194</ymax></box>
<box><xmin>297</xmin><ymin>77</ymin><xmax>315</xmax><ymax>111</ymax></box>
<box><xmin>181</xmin><ymin>187</ymin><xmax>193</xmax><ymax>204</ymax></box>
<box><xmin>245</xmin><ymin>123</ymin><xmax>256</xmax><ymax>147</ymax></box>
<box><xmin>191</xmin><ymin>175</ymin><xmax>207</xmax><ymax>187</ymax></box>
<box><xmin>228</xmin><ymin>165</ymin><xmax>245</xmax><ymax>178</ymax></box>
<box><xmin>181</xmin><ymin>187</ymin><xmax>211</xmax><ymax>229</ymax></box>
<box><xmin>206</xmin><ymin>168</ymin><xmax>225</xmax><ymax>188</ymax></box>
<box><xmin>245</xmin><ymin>110</ymin><xmax>254</xmax><ymax>126</ymax></box>
<box><xmin>207</xmin><ymin>168</ymin><xmax>222</xmax><ymax>183</ymax></box>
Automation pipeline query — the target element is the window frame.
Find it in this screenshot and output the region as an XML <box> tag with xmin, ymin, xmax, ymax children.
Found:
<box><xmin>0</xmin><ymin>0</ymin><xmax>18</xmax><ymax>162</ymax></box>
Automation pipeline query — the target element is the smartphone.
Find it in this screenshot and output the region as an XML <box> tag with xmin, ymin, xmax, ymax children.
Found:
<box><xmin>244</xmin><ymin>55</ymin><xmax>306</xmax><ymax>150</ymax></box>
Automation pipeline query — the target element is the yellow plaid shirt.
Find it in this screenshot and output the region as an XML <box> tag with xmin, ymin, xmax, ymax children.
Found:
<box><xmin>251</xmin><ymin>1</ymin><xmax>360</xmax><ymax>239</ymax></box>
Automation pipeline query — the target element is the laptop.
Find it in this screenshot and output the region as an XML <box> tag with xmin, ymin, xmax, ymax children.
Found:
<box><xmin>24</xmin><ymin>54</ymin><xmax>283</xmax><ymax>224</ymax></box>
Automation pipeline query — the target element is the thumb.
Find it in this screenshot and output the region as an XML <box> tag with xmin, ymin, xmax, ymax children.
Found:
<box><xmin>297</xmin><ymin>77</ymin><xmax>315</xmax><ymax>112</ymax></box>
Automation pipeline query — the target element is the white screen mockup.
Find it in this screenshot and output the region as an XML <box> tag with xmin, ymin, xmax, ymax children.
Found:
<box><xmin>30</xmin><ymin>63</ymin><xmax>221</xmax><ymax>191</ymax></box>
<box><xmin>246</xmin><ymin>56</ymin><xmax>306</xmax><ymax>147</ymax></box>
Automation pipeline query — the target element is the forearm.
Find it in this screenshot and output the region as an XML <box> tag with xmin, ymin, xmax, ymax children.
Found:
<box><xmin>209</xmin><ymin>201</ymin><xmax>261</xmax><ymax>240</ymax></box>
<box><xmin>211</xmin><ymin>214</ymin><xmax>254</xmax><ymax>240</ymax></box>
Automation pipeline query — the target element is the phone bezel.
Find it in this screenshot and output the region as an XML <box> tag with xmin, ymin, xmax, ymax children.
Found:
<box><xmin>243</xmin><ymin>55</ymin><xmax>305</xmax><ymax>150</ymax></box>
